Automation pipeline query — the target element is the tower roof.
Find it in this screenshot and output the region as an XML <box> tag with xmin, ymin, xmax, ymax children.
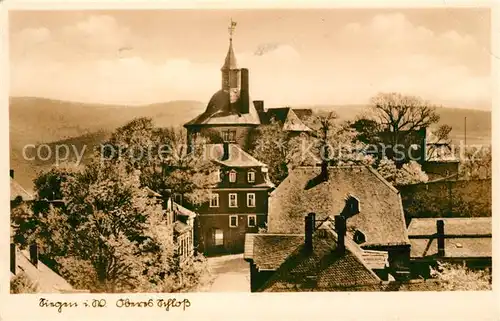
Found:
<box><xmin>221</xmin><ymin>40</ymin><xmax>238</xmax><ymax>70</ymax></box>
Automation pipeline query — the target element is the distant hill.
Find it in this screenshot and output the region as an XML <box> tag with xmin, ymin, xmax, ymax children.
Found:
<box><xmin>9</xmin><ymin>97</ymin><xmax>206</xmax><ymax>189</ymax></box>
<box><xmin>9</xmin><ymin>96</ymin><xmax>491</xmax><ymax>191</ymax></box>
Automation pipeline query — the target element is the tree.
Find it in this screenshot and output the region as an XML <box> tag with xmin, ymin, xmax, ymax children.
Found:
<box><xmin>459</xmin><ymin>146</ymin><xmax>491</xmax><ymax>180</ymax></box>
<box><xmin>250</xmin><ymin>119</ymin><xmax>297</xmax><ymax>185</ymax></box>
<box><xmin>430</xmin><ymin>261</ymin><xmax>491</xmax><ymax>291</ymax></box>
<box><xmin>10</xmin><ymin>272</ymin><xmax>39</xmax><ymax>294</ymax></box>
<box><xmin>370</xmin><ymin>93</ymin><xmax>440</xmax><ymax>141</ymax></box>
<box><xmin>374</xmin><ymin>157</ymin><xmax>428</xmax><ymax>186</ymax></box>
<box><xmin>349</xmin><ymin>117</ymin><xmax>382</xmax><ymax>145</ymax></box>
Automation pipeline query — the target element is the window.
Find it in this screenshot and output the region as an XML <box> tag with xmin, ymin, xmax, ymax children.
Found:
<box><xmin>229</xmin><ymin>170</ymin><xmax>237</xmax><ymax>183</ymax></box>
<box><xmin>222</xmin><ymin>130</ymin><xmax>236</xmax><ymax>142</ymax></box>
<box><xmin>247</xmin><ymin>171</ymin><xmax>255</xmax><ymax>183</ymax></box>
<box><xmin>210</xmin><ymin>193</ymin><xmax>219</xmax><ymax>207</ymax></box>
<box><xmin>248</xmin><ymin>215</ymin><xmax>256</xmax><ymax>227</ymax></box>
<box><xmin>229</xmin><ymin>193</ymin><xmax>238</xmax><ymax>208</ymax></box>
<box><xmin>213</xmin><ymin>169</ymin><xmax>221</xmax><ymax>183</ymax></box>
<box><xmin>213</xmin><ymin>229</ymin><xmax>224</xmax><ymax>246</ymax></box>
<box><xmin>173</xmin><ymin>193</ymin><xmax>183</xmax><ymax>205</ymax></box>
<box><xmin>247</xmin><ymin>193</ymin><xmax>256</xmax><ymax>208</ymax></box>
<box><xmin>229</xmin><ymin>215</ymin><xmax>238</xmax><ymax>227</ymax></box>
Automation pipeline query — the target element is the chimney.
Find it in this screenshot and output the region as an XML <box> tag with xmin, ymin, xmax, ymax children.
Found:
<box><xmin>10</xmin><ymin>169</ymin><xmax>14</xmax><ymax>179</ymax></box>
<box><xmin>321</xmin><ymin>160</ymin><xmax>329</xmax><ymax>181</ymax></box>
<box><xmin>240</xmin><ymin>68</ymin><xmax>250</xmax><ymax>114</ymax></box>
<box><xmin>334</xmin><ymin>215</ymin><xmax>346</xmax><ymax>254</ymax></box>
<box><xmin>253</xmin><ymin>100</ymin><xmax>264</xmax><ymax>113</ymax></box>
<box><xmin>437</xmin><ymin>219</ymin><xmax>445</xmax><ymax>257</ymax></box>
<box><xmin>29</xmin><ymin>243</ymin><xmax>38</xmax><ymax>268</ymax></box>
<box><xmin>10</xmin><ymin>243</ymin><xmax>16</xmax><ymax>275</ymax></box>
<box><xmin>304</xmin><ymin>212</ymin><xmax>316</xmax><ymax>253</ymax></box>
<box><xmin>222</xmin><ymin>142</ymin><xmax>230</xmax><ymax>161</ymax></box>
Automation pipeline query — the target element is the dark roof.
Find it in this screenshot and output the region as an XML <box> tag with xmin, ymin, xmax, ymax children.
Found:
<box><xmin>10</xmin><ymin>178</ymin><xmax>34</xmax><ymax>201</ymax></box>
<box><xmin>184</xmin><ymin>90</ymin><xmax>261</xmax><ymax>126</ymax></box>
<box><xmin>221</xmin><ymin>40</ymin><xmax>238</xmax><ymax>70</ymax></box>
<box><xmin>205</xmin><ymin>143</ymin><xmax>269</xmax><ymax>168</ymax></box>
<box><xmin>244</xmin><ymin>234</ymin><xmax>304</xmax><ymax>270</ymax></box>
<box><xmin>408</xmin><ymin>218</ymin><xmax>492</xmax><ymax>259</ymax></box>
<box><xmin>267</xmin><ymin>166</ymin><xmax>410</xmax><ymax>247</ymax></box>
<box><xmin>259</xmin><ymin>226</ymin><xmax>382</xmax><ymax>292</ymax></box>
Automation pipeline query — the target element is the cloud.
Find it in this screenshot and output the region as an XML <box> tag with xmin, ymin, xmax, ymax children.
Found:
<box><xmin>9</xmin><ymin>12</ymin><xmax>490</xmax><ymax>109</ymax></box>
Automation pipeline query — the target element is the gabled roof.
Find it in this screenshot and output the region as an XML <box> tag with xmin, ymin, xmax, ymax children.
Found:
<box><xmin>11</xmin><ymin>178</ymin><xmax>34</xmax><ymax>201</ymax></box>
<box><xmin>11</xmin><ymin>249</ymin><xmax>77</xmax><ymax>293</ymax></box>
<box><xmin>408</xmin><ymin>217</ymin><xmax>492</xmax><ymax>259</ymax></box>
<box><xmin>267</xmin><ymin>166</ymin><xmax>410</xmax><ymax>247</ymax></box>
<box><xmin>205</xmin><ymin>143</ymin><xmax>268</xmax><ymax>168</ymax></box>
<box><xmin>259</xmin><ymin>226</ymin><xmax>383</xmax><ymax>292</ymax></box>
<box><xmin>265</xmin><ymin>107</ymin><xmax>312</xmax><ymax>132</ymax></box>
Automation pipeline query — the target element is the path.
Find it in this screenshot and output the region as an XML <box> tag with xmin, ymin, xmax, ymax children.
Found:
<box><xmin>206</xmin><ymin>254</ymin><xmax>250</xmax><ymax>292</ymax></box>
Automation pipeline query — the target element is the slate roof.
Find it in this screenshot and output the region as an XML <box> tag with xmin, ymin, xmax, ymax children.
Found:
<box><xmin>221</xmin><ymin>40</ymin><xmax>238</xmax><ymax>70</ymax></box>
<box><xmin>10</xmin><ymin>178</ymin><xmax>34</xmax><ymax>201</ymax></box>
<box><xmin>267</xmin><ymin>166</ymin><xmax>410</xmax><ymax>247</ymax></box>
<box><xmin>184</xmin><ymin>90</ymin><xmax>261</xmax><ymax>126</ymax></box>
<box><xmin>408</xmin><ymin>218</ymin><xmax>492</xmax><ymax>259</ymax></box>
<box><xmin>204</xmin><ymin>143</ymin><xmax>268</xmax><ymax>168</ymax></box>
<box><xmin>11</xmin><ymin>249</ymin><xmax>80</xmax><ymax>293</ymax></box>
<box><xmin>259</xmin><ymin>225</ymin><xmax>383</xmax><ymax>292</ymax></box>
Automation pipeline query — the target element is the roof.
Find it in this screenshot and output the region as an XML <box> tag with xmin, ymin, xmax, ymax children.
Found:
<box><xmin>244</xmin><ymin>234</ymin><xmax>305</xmax><ymax>270</ymax></box>
<box><xmin>267</xmin><ymin>166</ymin><xmax>410</xmax><ymax>247</ymax></box>
<box><xmin>172</xmin><ymin>201</ymin><xmax>197</xmax><ymax>219</ymax></box>
<box><xmin>11</xmin><ymin>178</ymin><xmax>34</xmax><ymax>201</ymax></box>
<box><xmin>265</xmin><ymin>108</ymin><xmax>312</xmax><ymax>132</ymax></box>
<box><xmin>408</xmin><ymin>217</ymin><xmax>492</xmax><ymax>259</ymax></box>
<box><xmin>259</xmin><ymin>225</ymin><xmax>383</xmax><ymax>292</ymax></box>
<box><xmin>11</xmin><ymin>249</ymin><xmax>77</xmax><ymax>293</ymax></box>
<box><xmin>205</xmin><ymin>143</ymin><xmax>268</xmax><ymax>168</ymax></box>
<box><xmin>144</xmin><ymin>187</ymin><xmax>162</xmax><ymax>198</ymax></box>
<box><xmin>221</xmin><ymin>40</ymin><xmax>238</xmax><ymax>70</ymax></box>
<box><xmin>174</xmin><ymin>221</ymin><xmax>192</xmax><ymax>234</ymax></box>
<box><xmin>184</xmin><ymin>90</ymin><xmax>261</xmax><ymax>126</ymax></box>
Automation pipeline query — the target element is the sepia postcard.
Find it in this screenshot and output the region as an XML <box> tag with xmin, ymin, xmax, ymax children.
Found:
<box><xmin>1</xmin><ymin>1</ymin><xmax>499</xmax><ymax>320</ymax></box>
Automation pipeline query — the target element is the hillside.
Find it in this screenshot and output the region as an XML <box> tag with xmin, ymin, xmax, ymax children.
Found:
<box><xmin>9</xmin><ymin>97</ymin><xmax>206</xmax><ymax>189</ymax></box>
<box><xmin>10</xmin><ymin>97</ymin><xmax>491</xmax><ymax>191</ymax></box>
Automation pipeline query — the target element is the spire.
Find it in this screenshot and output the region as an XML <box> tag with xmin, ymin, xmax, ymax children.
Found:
<box><xmin>221</xmin><ymin>19</ymin><xmax>238</xmax><ymax>71</ymax></box>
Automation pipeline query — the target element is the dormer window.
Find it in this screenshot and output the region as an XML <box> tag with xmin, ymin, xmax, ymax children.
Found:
<box><xmin>353</xmin><ymin>230</ymin><xmax>366</xmax><ymax>244</ymax></box>
<box><xmin>345</xmin><ymin>195</ymin><xmax>360</xmax><ymax>216</ymax></box>
<box><xmin>247</xmin><ymin>170</ymin><xmax>255</xmax><ymax>183</ymax></box>
<box><xmin>229</xmin><ymin>170</ymin><xmax>237</xmax><ymax>183</ymax></box>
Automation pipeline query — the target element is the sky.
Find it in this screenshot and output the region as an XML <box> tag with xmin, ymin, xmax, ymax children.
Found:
<box><xmin>9</xmin><ymin>8</ymin><xmax>492</xmax><ymax>109</ymax></box>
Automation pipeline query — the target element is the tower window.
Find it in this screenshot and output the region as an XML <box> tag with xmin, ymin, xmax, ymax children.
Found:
<box><xmin>222</xmin><ymin>130</ymin><xmax>236</xmax><ymax>142</ymax></box>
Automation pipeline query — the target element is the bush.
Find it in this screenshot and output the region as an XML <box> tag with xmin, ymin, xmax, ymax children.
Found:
<box><xmin>11</xmin><ymin>272</ymin><xmax>39</xmax><ymax>294</ymax></box>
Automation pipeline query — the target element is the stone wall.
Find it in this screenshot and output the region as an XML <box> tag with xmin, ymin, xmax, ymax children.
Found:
<box><xmin>398</xmin><ymin>179</ymin><xmax>492</xmax><ymax>220</ymax></box>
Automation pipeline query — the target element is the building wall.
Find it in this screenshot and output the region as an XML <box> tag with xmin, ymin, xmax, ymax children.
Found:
<box><xmin>198</xmin><ymin>190</ymin><xmax>269</xmax><ymax>214</ymax></box>
<box><xmin>398</xmin><ymin>179</ymin><xmax>492</xmax><ymax>220</ymax></box>
<box><xmin>198</xmin><ymin>213</ymin><xmax>266</xmax><ymax>255</ymax></box>
<box><xmin>187</xmin><ymin>125</ymin><xmax>258</xmax><ymax>151</ymax></box>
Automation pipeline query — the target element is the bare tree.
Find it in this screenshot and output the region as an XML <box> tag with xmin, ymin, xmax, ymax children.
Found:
<box><xmin>370</xmin><ymin>92</ymin><xmax>440</xmax><ymax>146</ymax></box>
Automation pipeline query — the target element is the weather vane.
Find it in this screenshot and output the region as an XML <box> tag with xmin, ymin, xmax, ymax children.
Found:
<box><xmin>228</xmin><ymin>18</ymin><xmax>237</xmax><ymax>41</ymax></box>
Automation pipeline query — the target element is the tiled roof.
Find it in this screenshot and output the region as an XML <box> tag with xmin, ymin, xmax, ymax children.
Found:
<box><xmin>408</xmin><ymin>217</ymin><xmax>492</xmax><ymax>259</ymax></box>
<box><xmin>12</xmin><ymin>249</ymin><xmax>77</xmax><ymax>293</ymax></box>
<box><xmin>11</xmin><ymin>178</ymin><xmax>34</xmax><ymax>201</ymax></box>
<box><xmin>184</xmin><ymin>90</ymin><xmax>261</xmax><ymax>126</ymax></box>
<box><xmin>244</xmin><ymin>233</ymin><xmax>304</xmax><ymax>270</ymax></box>
<box><xmin>267</xmin><ymin>166</ymin><xmax>410</xmax><ymax>247</ymax></box>
<box><xmin>260</xmin><ymin>227</ymin><xmax>382</xmax><ymax>292</ymax></box>
<box><xmin>205</xmin><ymin>143</ymin><xmax>268</xmax><ymax>168</ymax></box>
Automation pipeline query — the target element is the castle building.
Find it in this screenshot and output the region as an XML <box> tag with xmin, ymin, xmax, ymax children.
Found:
<box><xmin>183</xmin><ymin>21</ymin><xmax>311</xmax><ymax>256</ymax></box>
